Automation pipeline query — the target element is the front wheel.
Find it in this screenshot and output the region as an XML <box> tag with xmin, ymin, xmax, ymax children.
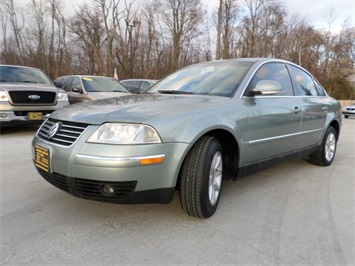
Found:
<box><xmin>308</xmin><ymin>126</ymin><xmax>337</xmax><ymax>166</ymax></box>
<box><xmin>179</xmin><ymin>136</ymin><xmax>223</xmax><ymax>218</ymax></box>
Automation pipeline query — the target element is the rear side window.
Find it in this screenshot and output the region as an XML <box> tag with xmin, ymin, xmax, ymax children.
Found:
<box><xmin>288</xmin><ymin>65</ymin><xmax>318</xmax><ymax>96</ymax></box>
<box><xmin>314</xmin><ymin>79</ymin><xmax>326</xmax><ymax>96</ymax></box>
<box><xmin>245</xmin><ymin>63</ymin><xmax>294</xmax><ymax>96</ymax></box>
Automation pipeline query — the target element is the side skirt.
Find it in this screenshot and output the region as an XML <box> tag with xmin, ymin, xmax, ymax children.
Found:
<box><xmin>234</xmin><ymin>145</ymin><xmax>319</xmax><ymax>180</ymax></box>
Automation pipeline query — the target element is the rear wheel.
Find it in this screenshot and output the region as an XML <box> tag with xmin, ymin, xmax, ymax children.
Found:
<box><xmin>179</xmin><ymin>136</ymin><xmax>223</xmax><ymax>218</ymax></box>
<box><xmin>308</xmin><ymin>126</ymin><xmax>337</xmax><ymax>166</ymax></box>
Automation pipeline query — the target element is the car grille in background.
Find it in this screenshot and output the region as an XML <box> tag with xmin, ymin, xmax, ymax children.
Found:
<box><xmin>9</xmin><ymin>91</ymin><xmax>56</xmax><ymax>105</ymax></box>
<box><xmin>37</xmin><ymin>118</ymin><xmax>89</xmax><ymax>146</ymax></box>
<box><xmin>38</xmin><ymin>169</ymin><xmax>137</xmax><ymax>201</ymax></box>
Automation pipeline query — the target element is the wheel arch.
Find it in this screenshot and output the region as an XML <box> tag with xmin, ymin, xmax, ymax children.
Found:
<box><xmin>328</xmin><ymin>119</ymin><xmax>341</xmax><ymax>141</ymax></box>
<box><xmin>176</xmin><ymin>128</ymin><xmax>240</xmax><ymax>191</ymax></box>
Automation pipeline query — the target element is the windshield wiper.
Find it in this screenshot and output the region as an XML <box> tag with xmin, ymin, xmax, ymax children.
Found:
<box><xmin>158</xmin><ymin>90</ymin><xmax>194</xmax><ymax>95</ymax></box>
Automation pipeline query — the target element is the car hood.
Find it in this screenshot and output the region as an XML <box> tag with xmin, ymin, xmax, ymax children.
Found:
<box><xmin>0</xmin><ymin>83</ymin><xmax>57</xmax><ymax>91</ymax></box>
<box><xmin>50</xmin><ymin>94</ymin><xmax>231</xmax><ymax>124</ymax></box>
<box><xmin>87</xmin><ymin>91</ymin><xmax>130</xmax><ymax>100</ymax></box>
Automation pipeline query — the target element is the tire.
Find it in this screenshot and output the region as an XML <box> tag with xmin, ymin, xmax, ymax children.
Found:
<box><xmin>308</xmin><ymin>126</ymin><xmax>337</xmax><ymax>166</ymax></box>
<box><xmin>179</xmin><ymin>136</ymin><xmax>223</xmax><ymax>218</ymax></box>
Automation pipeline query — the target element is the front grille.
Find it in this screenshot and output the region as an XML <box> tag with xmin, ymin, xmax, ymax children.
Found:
<box><xmin>37</xmin><ymin>168</ymin><xmax>137</xmax><ymax>201</ymax></box>
<box><xmin>9</xmin><ymin>91</ymin><xmax>56</xmax><ymax>105</ymax></box>
<box><xmin>75</xmin><ymin>179</ymin><xmax>137</xmax><ymax>201</ymax></box>
<box><xmin>37</xmin><ymin>118</ymin><xmax>89</xmax><ymax>146</ymax></box>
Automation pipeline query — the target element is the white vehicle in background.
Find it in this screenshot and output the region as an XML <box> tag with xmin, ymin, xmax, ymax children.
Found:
<box><xmin>341</xmin><ymin>103</ymin><xmax>355</xmax><ymax>118</ymax></box>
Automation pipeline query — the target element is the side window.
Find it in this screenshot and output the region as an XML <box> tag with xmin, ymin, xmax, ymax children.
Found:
<box><xmin>245</xmin><ymin>63</ymin><xmax>294</xmax><ymax>96</ymax></box>
<box><xmin>140</xmin><ymin>81</ymin><xmax>151</xmax><ymax>90</ymax></box>
<box><xmin>288</xmin><ymin>65</ymin><xmax>318</xmax><ymax>96</ymax></box>
<box><xmin>314</xmin><ymin>79</ymin><xmax>326</xmax><ymax>96</ymax></box>
<box><xmin>69</xmin><ymin>77</ymin><xmax>81</xmax><ymax>92</ymax></box>
<box><xmin>62</xmin><ymin>77</ymin><xmax>73</xmax><ymax>92</ymax></box>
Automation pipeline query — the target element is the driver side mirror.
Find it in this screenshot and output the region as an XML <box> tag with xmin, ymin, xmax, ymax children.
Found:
<box><xmin>72</xmin><ymin>87</ymin><xmax>82</xmax><ymax>93</ymax></box>
<box><xmin>250</xmin><ymin>80</ymin><xmax>281</xmax><ymax>96</ymax></box>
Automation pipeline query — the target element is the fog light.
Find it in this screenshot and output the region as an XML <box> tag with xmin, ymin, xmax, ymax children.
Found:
<box><xmin>0</xmin><ymin>113</ymin><xmax>8</xmax><ymax>118</ymax></box>
<box><xmin>100</xmin><ymin>184</ymin><xmax>115</xmax><ymax>196</ymax></box>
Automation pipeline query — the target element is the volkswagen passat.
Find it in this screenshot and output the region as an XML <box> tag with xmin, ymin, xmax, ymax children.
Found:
<box><xmin>32</xmin><ymin>58</ymin><xmax>342</xmax><ymax>218</ymax></box>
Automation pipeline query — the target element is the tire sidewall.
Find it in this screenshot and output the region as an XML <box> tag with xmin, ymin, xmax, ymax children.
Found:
<box><xmin>200</xmin><ymin>138</ymin><xmax>223</xmax><ymax>217</ymax></box>
<box><xmin>321</xmin><ymin>127</ymin><xmax>337</xmax><ymax>166</ymax></box>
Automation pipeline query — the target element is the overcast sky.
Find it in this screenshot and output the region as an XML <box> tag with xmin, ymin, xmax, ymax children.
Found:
<box><xmin>13</xmin><ymin>0</ymin><xmax>355</xmax><ymax>31</ymax></box>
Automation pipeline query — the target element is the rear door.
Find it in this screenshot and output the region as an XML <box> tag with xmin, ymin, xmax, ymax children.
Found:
<box><xmin>287</xmin><ymin>65</ymin><xmax>328</xmax><ymax>148</ymax></box>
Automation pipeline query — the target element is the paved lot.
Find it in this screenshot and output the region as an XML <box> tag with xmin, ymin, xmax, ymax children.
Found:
<box><xmin>1</xmin><ymin>119</ymin><xmax>354</xmax><ymax>265</ymax></box>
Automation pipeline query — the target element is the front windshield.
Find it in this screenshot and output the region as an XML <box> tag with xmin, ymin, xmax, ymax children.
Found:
<box><xmin>148</xmin><ymin>60</ymin><xmax>253</xmax><ymax>97</ymax></box>
<box><xmin>0</xmin><ymin>66</ymin><xmax>52</xmax><ymax>84</ymax></box>
<box><xmin>82</xmin><ymin>77</ymin><xmax>128</xmax><ymax>92</ymax></box>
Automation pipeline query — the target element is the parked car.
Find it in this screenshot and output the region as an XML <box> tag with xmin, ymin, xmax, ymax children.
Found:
<box><xmin>32</xmin><ymin>58</ymin><xmax>342</xmax><ymax>218</ymax></box>
<box><xmin>54</xmin><ymin>75</ymin><xmax>130</xmax><ymax>104</ymax></box>
<box><xmin>341</xmin><ymin>103</ymin><xmax>355</xmax><ymax>118</ymax></box>
<box><xmin>0</xmin><ymin>64</ymin><xmax>69</xmax><ymax>127</ymax></box>
<box><xmin>120</xmin><ymin>79</ymin><xmax>158</xmax><ymax>94</ymax></box>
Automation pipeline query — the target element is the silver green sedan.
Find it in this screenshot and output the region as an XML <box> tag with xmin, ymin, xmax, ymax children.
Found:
<box><xmin>32</xmin><ymin>58</ymin><xmax>342</xmax><ymax>218</ymax></box>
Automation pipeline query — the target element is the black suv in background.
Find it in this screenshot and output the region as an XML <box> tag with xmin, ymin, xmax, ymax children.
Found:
<box><xmin>0</xmin><ymin>65</ymin><xmax>69</xmax><ymax>127</ymax></box>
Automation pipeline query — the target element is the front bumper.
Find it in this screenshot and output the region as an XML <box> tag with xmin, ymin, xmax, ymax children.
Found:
<box><xmin>342</xmin><ymin>110</ymin><xmax>355</xmax><ymax>116</ymax></box>
<box><xmin>32</xmin><ymin>130</ymin><xmax>191</xmax><ymax>204</ymax></box>
<box><xmin>35</xmin><ymin>168</ymin><xmax>175</xmax><ymax>203</ymax></box>
<box><xmin>0</xmin><ymin>101</ymin><xmax>69</xmax><ymax>126</ymax></box>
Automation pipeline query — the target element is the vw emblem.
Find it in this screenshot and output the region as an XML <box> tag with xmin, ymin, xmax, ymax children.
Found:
<box><xmin>47</xmin><ymin>123</ymin><xmax>61</xmax><ymax>139</ymax></box>
<box><xmin>28</xmin><ymin>94</ymin><xmax>41</xmax><ymax>100</ymax></box>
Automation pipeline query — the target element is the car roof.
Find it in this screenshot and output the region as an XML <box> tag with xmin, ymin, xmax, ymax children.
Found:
<box><xmin>56</xmin><ymin>75</ymin><xmax>114</xmax><ymax>79</ymax></box>
<box><xmin>121</xmin><ymin>79</ymin><xmax>158</xmax><ymax>82</ymax></box>
<box><xmin>0</xmin><ymin>64</ymin><xmax>42</xmax><ymax>70</ymax></box>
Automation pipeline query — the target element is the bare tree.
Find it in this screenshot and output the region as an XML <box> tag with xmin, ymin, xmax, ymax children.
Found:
<box><xmin>156</xmin><ymin>0</ymin><xmax>205</xmax><ymax>71</ymax></box>
<box><xmin>237</xmin><ymin>0</ymin><xmax>287</xmax><ymax>58</ymax></box>
<box><xmin>215</xmin><ymin>0</ymin><xmax>239</xmax><ymax>59</ymax></box>
<box><xmin>0</xmin><ymin>0</ymin><xmax>26</xmax><ymax>64</ymax></box>
<box><xmin>68</xmin><ymin>5</ymin><xmax>107</xmax><ymax>74</ymax></box>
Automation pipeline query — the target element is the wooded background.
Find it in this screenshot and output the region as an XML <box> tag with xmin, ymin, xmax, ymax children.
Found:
<box><xmin>1</xmin><ymin>0</ymin><xmax>354</xmax><ymax>99</ymax></box>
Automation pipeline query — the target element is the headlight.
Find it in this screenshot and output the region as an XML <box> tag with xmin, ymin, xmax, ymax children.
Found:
<box><xmin>0</xmin><ymin>91</ymin><xmax>9</xmax><ymax>101</ymax></box>
<box><xmin>87</xmin><ymin>123</ymin><xmax>162</xmax><ymax>144</ymax></box>
<box><xmin>57</xmin><ymin>92</ymin><xmax>68</xmax><ymax>101</ymax></box>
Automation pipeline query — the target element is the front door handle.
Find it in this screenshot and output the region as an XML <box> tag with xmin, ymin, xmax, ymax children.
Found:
<box><xmin>293</xmin><ymin>106</ymin><xmax>301</xmax><ymax>115</ymax></box>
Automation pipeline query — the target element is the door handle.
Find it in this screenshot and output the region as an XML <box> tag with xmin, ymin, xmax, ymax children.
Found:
<box><xmin>293</xmin><ymin>106</ymin><xmax>301</xmax><ymax>115</ymax></box>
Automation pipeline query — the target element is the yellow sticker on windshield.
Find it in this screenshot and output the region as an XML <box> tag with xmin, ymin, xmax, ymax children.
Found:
<box><xmin>83</xmin><ymin>77</ymin><xmax>93</xmax><ymax>81</ymax></box>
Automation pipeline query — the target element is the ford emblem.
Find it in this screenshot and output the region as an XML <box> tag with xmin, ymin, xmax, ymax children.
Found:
<box><xmin>47</xmin><ymin>123</ymin><xmax>61</xmax><ymax>139</ymax></box>
<box><xmin>28</xmin><ymin>94</ymin><xmax>41</xmax><ymax>100</ymax></box>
